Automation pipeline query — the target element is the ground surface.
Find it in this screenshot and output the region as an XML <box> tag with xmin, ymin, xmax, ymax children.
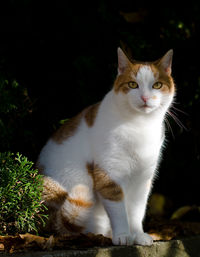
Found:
<box><xmin>1</xmin><ymin>235</ymin><xmax>200</xmax><ymax>257</ymax></box>
<box><xmin>1</xmin><ymin>220</ymin><xmax>200</xmax><ymax>256</ymax></box>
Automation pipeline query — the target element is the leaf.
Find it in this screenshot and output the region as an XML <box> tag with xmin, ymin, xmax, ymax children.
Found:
<box><xmin>146</xmin><ymin>219</ymin><xmax>200</xmax><ymax>241</ymax></box>
<box><xmin>171</xmin><ymin>206</ymin><xmax>198</xmax><ymax>220</ymax></box>
<box><xmin>0</xmin><ymin>233</ymin><xmax>112</xmax><ymax>253</ymax></box>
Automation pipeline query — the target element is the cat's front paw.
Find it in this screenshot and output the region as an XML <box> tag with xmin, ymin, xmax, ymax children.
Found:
<box><xmin>133</xmin><ymin>232</ymin><xmax>153</xmax><ymax>246</ymax></box>
<box><xmin>112</xmin><ymin>233</ymin><xmax>134</xmax><ymax>246</ymax></box>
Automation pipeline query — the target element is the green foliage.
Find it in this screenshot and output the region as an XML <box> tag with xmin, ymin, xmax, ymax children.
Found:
<box><xmin>0</xmin><ymin>152</ymin><xmax>47</xmax><ymax>235</ymax></box>
<box><xmin>0</xmin><ymin>75</ymin><xmax>33</xmax><ymax>152</ymax></box>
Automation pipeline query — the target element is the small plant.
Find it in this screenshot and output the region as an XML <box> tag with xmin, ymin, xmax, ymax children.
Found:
<box><xmin>0</xmin><ymin>75</ymin><xmax>34</xmax><ymax>152</ymax></box>
<box><xmin>0</xmin><ymin>152</ymin><xmax>47</xmax><ymax>235</ymax></box>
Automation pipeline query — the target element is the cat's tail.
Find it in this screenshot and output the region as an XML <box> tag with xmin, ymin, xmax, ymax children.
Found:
<box><xmin>42</xmin><ymin>176</ymin><xmax>94</xmax><ymax>234</ymax></box>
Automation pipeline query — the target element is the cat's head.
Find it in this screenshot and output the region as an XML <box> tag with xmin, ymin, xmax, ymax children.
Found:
<box><xmin>113</xmin><ymin>48</ymin><xmax>175</xmax><ymax>115</ymax></box>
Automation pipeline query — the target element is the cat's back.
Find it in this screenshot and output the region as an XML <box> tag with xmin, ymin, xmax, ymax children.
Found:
<box><xmin>37</xmin><ymin>102</ymin><xmax>101</xmax><ymax>177</ymax></box>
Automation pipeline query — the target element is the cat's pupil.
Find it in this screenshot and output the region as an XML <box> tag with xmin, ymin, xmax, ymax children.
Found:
<box><xmin>128</xmin><ymin>81</ymin><xmax>138</xmax><ymax>89</ymax></box>
<box><xmin>153</xmin><ymin>82</ymin><xmax>162</xmax><ymax>89</ymax></box>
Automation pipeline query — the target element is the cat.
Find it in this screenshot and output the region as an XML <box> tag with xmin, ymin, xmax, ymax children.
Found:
<box><xmin>37</xmin><ymin>47</ymin><xmax>175</xmax><ymax>246</ymax></box>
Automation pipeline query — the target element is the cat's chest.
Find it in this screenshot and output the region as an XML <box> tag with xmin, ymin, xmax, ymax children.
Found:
<box><xmin>113</xmin><ymin>124</ymin><xmax>163</xmax><ymax>162</ymax></box>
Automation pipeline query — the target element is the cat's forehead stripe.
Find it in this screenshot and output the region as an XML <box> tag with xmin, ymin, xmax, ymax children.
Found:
<box><xmin>135</xmin><ymin>65</ymin><xmax>157</xmax><ymax>82</ymax></box>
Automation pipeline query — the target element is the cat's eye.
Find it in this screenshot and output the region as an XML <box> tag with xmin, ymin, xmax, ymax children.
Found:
<box><xmin>153</xmin><ymin>82</ymin><xmax>163</xmax><ymax>89</ymax></box>
<box><xmin>128</xmin><ymin>81</ymin><xmax>138</xmax><ymax>89</ymax></box>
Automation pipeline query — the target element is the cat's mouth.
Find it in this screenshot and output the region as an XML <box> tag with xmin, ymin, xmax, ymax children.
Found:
<box><xmin>141</xmin><ymin>104</ymin><xmax>151</xmax><ymax>108</ymax></box>
<box><xmin>139</xmin><ymin>103</ymin><xmax>155</xmax><ymax>113</ymax></box>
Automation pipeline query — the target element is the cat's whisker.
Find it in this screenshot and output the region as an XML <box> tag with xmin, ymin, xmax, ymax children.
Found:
<box><xmin>164</xmin><ymin>115</ymin><xmax>175</xmax><ymax>138</ymax></box>
<box><xmin>171</xmin><ymin>100</ymin><xmax>180</xmax><ymax>105</ymax></box>
<box><xmin>167</xmin><ymin>110</ymin><xmax>188</xmax><ymax>131</ymax></box>
<box><xmin>170</xmin><ymin>105</ymin><xmax>188</xmax><ymax>116</ymax></box>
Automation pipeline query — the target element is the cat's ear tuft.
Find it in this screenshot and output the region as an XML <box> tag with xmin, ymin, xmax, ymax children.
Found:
<box><xmin>117</xmin><ymin>47</ymin><xmax>131</xmax><ymax>75</ymax></box>
<box><xmin>159</xmin><ymin>49</ymin><xmax>173</xmax><ymax>75</ymax></box>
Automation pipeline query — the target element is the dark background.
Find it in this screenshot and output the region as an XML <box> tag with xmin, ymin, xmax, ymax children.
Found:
<box><xmin>0</xmin><ymin>1</ymin><xmax>200</xmax><ymax>213</ymax></box>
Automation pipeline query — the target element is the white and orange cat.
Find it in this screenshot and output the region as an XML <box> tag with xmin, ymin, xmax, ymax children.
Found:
<box><xmin>37</xmin><ymin>48</ymin><xmax>175</xmax><ymax>246</ymax></box>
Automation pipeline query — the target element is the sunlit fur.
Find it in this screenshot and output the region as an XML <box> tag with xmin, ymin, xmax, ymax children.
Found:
<box><xmin>37</xmin><ymin>48</ymin><xmax>175</xmax><ymax>246</ymax></box>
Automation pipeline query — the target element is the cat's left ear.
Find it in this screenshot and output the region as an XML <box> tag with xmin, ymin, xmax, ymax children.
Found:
<box><xmin>158</xmin><ymin>49</ymin><xmax>173</xmax><ymax>75</ymax></box>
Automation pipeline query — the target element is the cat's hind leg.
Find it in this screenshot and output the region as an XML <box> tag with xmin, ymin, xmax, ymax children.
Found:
<box><xmin>56</xmin><ymin>183</ymin><xmax>94</xmax><ymax>234</ymax></box>
<box><xmin>42</xmin><ymin>176</ymin><xmax>94</xmax><ymax>235</ymax></box>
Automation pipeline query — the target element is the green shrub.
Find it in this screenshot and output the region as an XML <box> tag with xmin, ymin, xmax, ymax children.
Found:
<box><xmin>0</xmin><ymin>75</ymin><xmax>34</xmax><ymax>153</ymax></box>
<box><xmin>0</xmin><ymin>152</ymin><xmax>47</xmax><ymax>235</ymax></box>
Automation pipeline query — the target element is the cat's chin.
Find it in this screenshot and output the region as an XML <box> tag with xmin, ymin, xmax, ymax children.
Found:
<box><xmin>135</xmin><ymin>105</ymin><xmax>156</xmax><ymax>114</ymax></box>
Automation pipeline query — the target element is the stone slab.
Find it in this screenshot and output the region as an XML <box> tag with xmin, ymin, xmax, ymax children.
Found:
<box><xmin>1</xmin><ymin>236</ymin><xmax>200</xmax><ymax>257</ymax></box>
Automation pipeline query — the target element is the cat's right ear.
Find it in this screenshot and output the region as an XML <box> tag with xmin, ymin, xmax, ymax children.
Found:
<box><xmin>117</xmin><ymin>47</ymin><xmax>131</xmax><ymax>75</ymax></box>
<box><xmin>158</xmin><ymin>49</ymin><xmax>173</xmax><ymax>75</ymax></box>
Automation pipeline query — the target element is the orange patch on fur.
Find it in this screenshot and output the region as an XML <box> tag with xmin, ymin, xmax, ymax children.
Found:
<box><xmin>52</xmin><ymin>112</ymin><xmax>83</xmax><ymax>144</ymax></box>
<box><xmin>42</xmin><ymin>177</ymin><xmax>93</xmax><ymax>209</ymax></box>
<box><xmin>68</xmin><ymin>198</ymin><xmax>93</xmax><ymax>208</ymax></box>
<box><xmin>51</xmin><ymin>102</ymin><xmax>100</xmax><ymax>144</ymax></box>
<box><xmin>150</xmin><ymin>63</ymin><xmax>175</xmax><ymax>94</ymax></box>
<box><xmin>152</xmin><ymin>95</ymin><xmax>157</xmax><ymax>100</ymax></box>
<box><xmin>117</xmin><ymin>82</ymin><xmax>131</xmax><ymax>94</ymax></box>
<box><xmin>114</xmin><ymin>68</ymin><xmax>133</xmax><ymax>94</ymax></box>
<box><xmin>68</xmin><ymin>184</ymin><xmax>93</xmax><ymax>208</ymax></box>
<box><xmin>84</xmin><ymin>102</ymin><xmax>100</xmax><ymax>127</ymax></box>
<box><xmin>87</xmin><ymin>162</ymin><xmax>123</xmax><ymax>201</ymax></box>
<box><xmin>42</xmin><ymin>176</ymin><xmax>68</xmax><ymax>209</ymax></box>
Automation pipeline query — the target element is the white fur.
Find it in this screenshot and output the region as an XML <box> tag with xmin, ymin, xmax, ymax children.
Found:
<box><xmin>38</xmin><ymin>65</ymin><xmax>174</xmax><ymax>246</ymax></box>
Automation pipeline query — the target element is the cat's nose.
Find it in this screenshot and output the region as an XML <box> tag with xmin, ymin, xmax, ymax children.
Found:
<box><xmin>141</xmin><ymin>96</ymin><xmax>148</xmax><ymax>103</ymax></box>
